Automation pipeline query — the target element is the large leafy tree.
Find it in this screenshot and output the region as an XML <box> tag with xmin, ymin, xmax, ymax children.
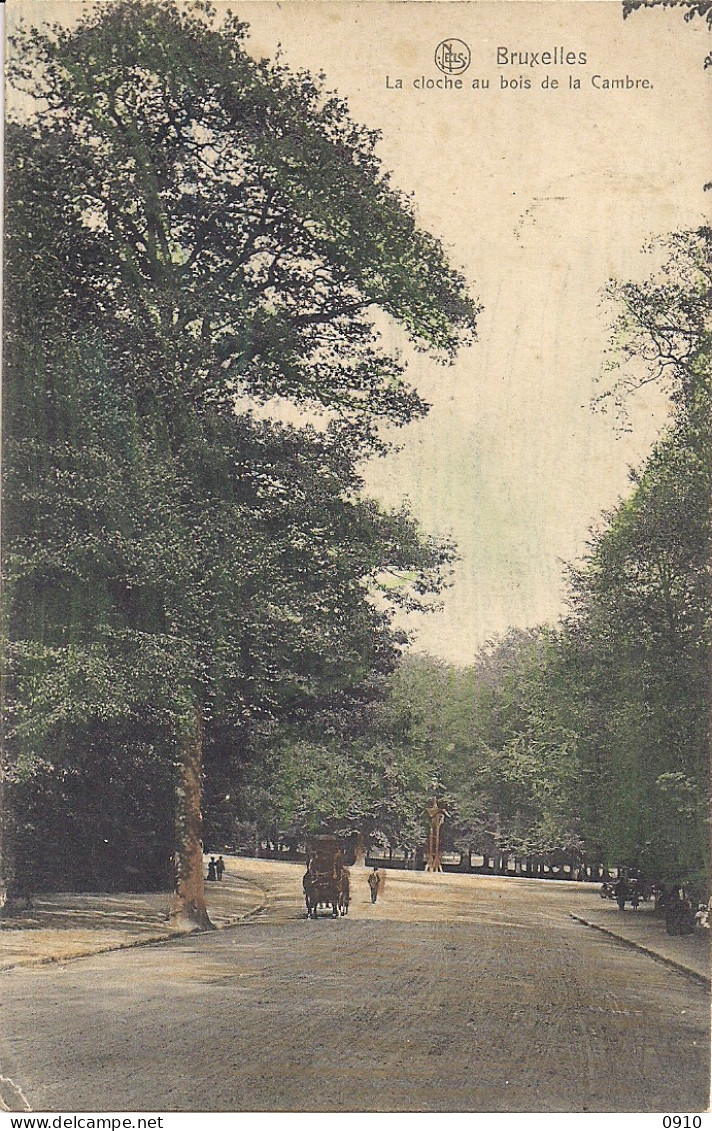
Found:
<box><xmin>7</xmin><ymin>0</ymin><xmax>476</xmax><ymax>441</ymax></box>
<box><xmin>247</xmin><ymin>641</ymin><xmax>582</xmax><ymax>867</ymax></box>
<box><xmin>566</xmin><ymin>228</ymin><xmax>711</xmax><ymax>886</ymax></box>
<box><xmin>3</xmin><ymin>1</ymin><xmax>477</xmax><ymax>922</ymax></box>
<box><xmin>564</xmin><ymin>436</ymin><xmax>710</xmax><ymax>882</ymax></box>
<box><xmin>415</xmin><ymin>634</ymin><xmax>581</xmax><ymax>864</ymax></box>
<box><xmin>240</xmin><ymin>734</ymin><xmax>435</xmax><ymax>856</ymax></box>
<box><xmin>235</xmin><ymin>226</ymin><xmax>711</xmax><ymax>886</ymax></box>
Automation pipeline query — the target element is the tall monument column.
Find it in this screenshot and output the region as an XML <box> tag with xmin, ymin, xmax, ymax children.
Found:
<box><xmin>425</xmin><ymin>796</ymin><xmax>449</xmax><ymax>872</ymax></box>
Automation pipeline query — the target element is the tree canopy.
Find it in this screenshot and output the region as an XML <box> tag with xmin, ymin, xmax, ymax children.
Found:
<box><xmin>232</xmin><ymin>229</ymin><xmax>711</xmax><ymax>894</ymax></box>
<box><xmin>2</xmin><ymin>0</ymin><xmax>477</xmax><ymax>914</ymax></box>
<box><xmin>564</xmin><ymin>228</ymin><xmax>711</xmax><ymax>886</ymax></box>
<box><xmin>8</xmin><ymin>0</ymin><xmax>477</xmax><ymax>446</ymax></box>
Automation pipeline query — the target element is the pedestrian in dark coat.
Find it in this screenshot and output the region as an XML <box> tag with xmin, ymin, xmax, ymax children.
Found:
<box><xmin>207</xmin><ymin>857</ymin><xmax>217</xmax><ymax>881</ymax></box>
<box><xmin>216</xmin><ymin>855</ymin><xmax>225</xmax><ymax>881</ymax></box>
<box><xmin>368</xmin><ymin>867</ymin><xmax>380</xmax><ymax>904</ymax></box>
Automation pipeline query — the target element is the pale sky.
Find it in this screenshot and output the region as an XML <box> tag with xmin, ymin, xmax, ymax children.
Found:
<box><xmin>238</xmin><ymin>1</ymin><xmax>711</xmax><ymax>663</ymax></box>
<box><xmin>7</xmin><ymin>1</ymin><xmax>712</xmax><ymax>665</ymax></box>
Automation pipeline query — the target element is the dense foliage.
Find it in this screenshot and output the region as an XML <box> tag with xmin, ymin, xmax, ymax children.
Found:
<box><xmin>1</xmin><ymin>1</ymin><xmax>475</xmax><ymax>907</ymax></box>
<box><xmin>565</xmin><ymin>228</ymin><xmax>711</xmax><ymax>888</ymax></box>
<box><xmin>237</xmin><ymin>231</ymin><xmax>711</xmax><ymax>893</ymax></box>
<box><xmin>3</xmin><ymin>0</ymin><xmax>706</xmax><ymax>902</ymax></box>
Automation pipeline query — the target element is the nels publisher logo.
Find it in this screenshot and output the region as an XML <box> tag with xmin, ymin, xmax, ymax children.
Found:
<box><xmin>434</xmin><ymin>39</ymin><xmax>471</xmax><ymax>76</ymax></box>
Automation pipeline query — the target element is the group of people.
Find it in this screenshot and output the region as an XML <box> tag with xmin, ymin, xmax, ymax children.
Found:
<box><xmin>613</xmin><ymin>875</ymin><xmax>643</xmax><ymax>911</ymax></box>
<box><xmin>602</xmin><ymin>871</ymin><xmax>706</xmax><ymax>936</ymax></box>
<box><xmin>205</xmin><ymin>852</ymin><xmax>383</xmax><ymax>901</ymax></box>
<box><xmin>656</xmin><ymin>883</ymin><xmax>698</xmax><ymax>936</ymax></box>
<box><xmin>600</xmin><ymin>868</ymin><xmax>648</xmax><ymax>911</ymax></box>
<box><xmin>206</xmin><ymin>855</ymin><xmax>225</xmax><ymax>882</ymax></box>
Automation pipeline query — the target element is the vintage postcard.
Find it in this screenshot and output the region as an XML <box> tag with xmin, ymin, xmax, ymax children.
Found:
<box><xmin>0</xmin><ymin>0</ymin><xmax>710</xmax><ymax>1118</ymax></box>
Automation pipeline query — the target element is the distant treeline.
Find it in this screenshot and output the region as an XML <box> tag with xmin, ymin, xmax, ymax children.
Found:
<box><xmin>1</xmin><ymin>0</ymin><xmax>708</xmax><ymax>904</ymax></box>
<box><xmin>1</xmin><ymin>1</ymin><xmax>475</xmax><ymax>911</ymax></box>
<box><xmin>223</xmin><ymin>230</ymin><xmax>711</xmax><ymax>895</ymax></box>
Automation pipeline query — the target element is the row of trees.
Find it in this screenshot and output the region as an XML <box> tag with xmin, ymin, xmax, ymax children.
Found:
<box><xmin>3</xmin><ymin>1</ymin><xmax>707</xmax><ymax>911</ymax></box>
<box><xmin>233</xmin><ymin>633</ymin><xmax>581</xmax><ymax>868</ymax></box>
<box><xmin>1</xmin><ymin>1</ymin><xmax>477</xmax><ymax>922</ymax></box>
<box><xmin>564</xmin><ymin>228</ymin><xmax>711</xmax><ymax>887</ymax></box>
<box><xmin>235</xmin><ymin>230</ymin><xmax>711</xmax><ymax>892</ymax></box>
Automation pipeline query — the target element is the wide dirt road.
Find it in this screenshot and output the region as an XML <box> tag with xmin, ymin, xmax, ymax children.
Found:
<box><xmin>1</xmin><ymin>864</ymin><xmax>708</xmax><ymax>1112</ymax></box>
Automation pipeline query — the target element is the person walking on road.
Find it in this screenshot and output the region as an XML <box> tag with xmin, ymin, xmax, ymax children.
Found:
<box><xmin>216</xmin><ymin>855</ymin><xmax>225</xmax><ymax>881</ymax></box>
<box><xmin>207</xmin><ymin>857</ymin><xmax>217</xmax><ymax>882</ymax></box>
<box><xmin>614</xmin><ymin>876</ymin><xmax>627</xmax><ymax>911</ymax></box>
<box><xmin>630</xmin><ymin>880</ymin><xmax>640</xmax><ymax>910</ymax></box>
<box><xmin>368</xmin><ymin>867</ymin><xmax>380</xmax><ymax>904</ymax></box>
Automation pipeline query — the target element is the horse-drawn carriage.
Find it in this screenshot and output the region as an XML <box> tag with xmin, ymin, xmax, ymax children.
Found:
<box><xmin>303</xmin><ymin>836</ymin><xmax>350</xmax><ymax>919</ymax></box>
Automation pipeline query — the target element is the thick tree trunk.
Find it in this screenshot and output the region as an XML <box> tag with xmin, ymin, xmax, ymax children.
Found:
<box><xmin>354</xmin><ymin>830</ymin><xmax>367</xmax><ymax>867</ymax></box>
<box><xmin>0</xmin><ymin>761</ymin><xmax>7</xmax><ymax>910</ymax></box>
<box><xmin>169</xmin><ymin>703</ymin><xmax>214</xmax><ymax>930</ymax></box>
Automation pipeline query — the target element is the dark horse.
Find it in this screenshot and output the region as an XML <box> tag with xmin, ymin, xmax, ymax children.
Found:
<box><xmin>303</xmin><ymin>870</ymin><xmax>339</xmax><ymax>918</ymax></box>
<box><xmin>303</xmin><ymin>835</ymin><xmax>349</xmax><ymax>919</ymax></box>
